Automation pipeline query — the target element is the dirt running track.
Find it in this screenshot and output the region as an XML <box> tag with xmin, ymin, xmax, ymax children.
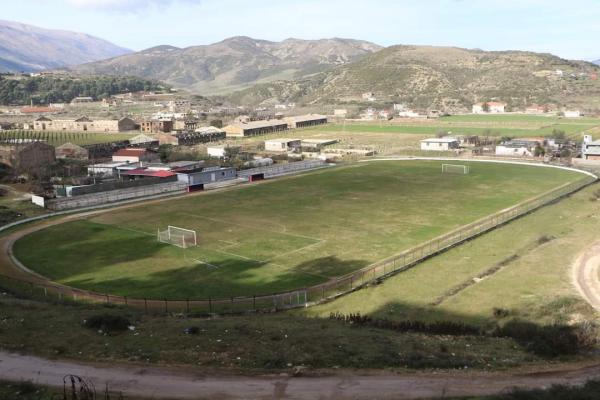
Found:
<box><xmin>573</xmin><ymin>241</ymin><xmax>600</xmax><ymax>311</ymax></box>
<box><xmin>3</xmin><ymin>351</ymin><xmax>600</xmax><ymax>400</ymax></box>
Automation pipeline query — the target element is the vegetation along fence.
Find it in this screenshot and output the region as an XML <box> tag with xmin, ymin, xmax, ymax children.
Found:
<box><xmin>0</xmin><ymin>168</ymin><xmax>597</xmax><ymax>315</ymax></box>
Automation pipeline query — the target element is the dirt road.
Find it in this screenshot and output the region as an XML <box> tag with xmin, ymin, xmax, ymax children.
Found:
<box><xmin>573</xmin><ymin>241</ymin><xmax>600</xmax><ymax>311</ymax></box>
<box><xmin>3</xmin><ymin>351</ymin><xmax>600</xmax><ymax>399</ymax></box>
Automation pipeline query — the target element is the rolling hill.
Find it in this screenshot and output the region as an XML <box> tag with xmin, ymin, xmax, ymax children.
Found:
<box><xmin>229</xmin><ymin>45</ymin><xmax>600</xmax><ymax>112</ymax></box>
<box><xmin>0</xmin><ymin>20</ymin><xmax>131</xmax><ymax>72</ymax></box>
<box><xmin>73</xmin><ymin>36</ymin><xmax>382</xmax><ymax>94</ymax></box>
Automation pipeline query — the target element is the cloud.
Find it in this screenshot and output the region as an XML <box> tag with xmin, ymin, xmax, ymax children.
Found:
<box><xmin>64</xmin><ymin>0</ymin><xmax>201</xmax><ymax>12</ymax></box>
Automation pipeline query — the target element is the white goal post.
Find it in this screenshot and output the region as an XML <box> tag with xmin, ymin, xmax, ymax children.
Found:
<box><xmin>441</xmin><ymin>164</ymin><xmax>470</xmax><ymax>175</ymax></box>
<box><xmin>157</xmin><ymin>226</ymin><xmax>197</xmax><ymax>248</ymax></box>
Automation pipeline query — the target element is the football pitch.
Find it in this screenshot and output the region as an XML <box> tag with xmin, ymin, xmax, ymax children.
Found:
<box><xmin>14</xmin><ymin>160</ymin><xmax>584</xmax><ymax>299</ymax></box>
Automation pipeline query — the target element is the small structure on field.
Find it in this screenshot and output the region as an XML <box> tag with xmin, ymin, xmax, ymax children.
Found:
<box><xmin>112</xmin><ymin>148</ymin><xmax>160</xmax><ymax>163</ymax></box>
<box><xmin>284</xmin><ymin>114</ymin><xmax>328</xmax><ymax>129</ymax></box>
<box><xmin>224</xmin><ymin>119</ymin><xmax>288</xmax><ymax>137</ymax></box>
<box><xmin>583</xmin><ymin>135</ymin><xmax>600</xmax><ymax>161</ymax></box>
<box><xmin>472</xmin><ymin>102</ymin><xmax>506</xmax><ymax>114</ymax></box>
<box><xmin>265</xmin><ymin>138</ymin><xmax>302</xmax><ymax>153</ymax></box>
<box><xmin>420</xmin><ymin>137</ymin><xmax>460</xmax><ymax>151</ymax></box>
<box><xmin>177</xmin><ymin>166</ymin><xmax>237</xmax><ymax>191</ymax></box>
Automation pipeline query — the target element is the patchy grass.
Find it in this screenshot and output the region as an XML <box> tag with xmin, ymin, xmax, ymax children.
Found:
<box><xmin>0</xmin><ymin>293</ymin><xmax>565</xmax><ymax>372</ymax></box>
<box><xmin>304</xmin><ymin>184</ymin><xmax>600</xmax><ymax>327</ymax></box>
<box><xmin>13</xmin><ymin>161</ymin><xmax>581</xmax><ymax>299</ymax></box>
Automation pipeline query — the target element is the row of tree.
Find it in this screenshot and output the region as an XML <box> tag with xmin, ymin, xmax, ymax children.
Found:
<box><xmin>0</xmin><ymin>75</ymin><xmax>167</xmax><ymax>105</ymax></box>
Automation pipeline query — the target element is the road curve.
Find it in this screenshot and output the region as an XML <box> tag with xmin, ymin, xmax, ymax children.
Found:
<box><xmin>573</xmin><ymin>241</ymin><xmax>600</xmax><ymax>311</ymax></box>
<box><xmin>2</xmin><ymin>351</ymin><xmax>600</xmax><ymax>399</ymax></box>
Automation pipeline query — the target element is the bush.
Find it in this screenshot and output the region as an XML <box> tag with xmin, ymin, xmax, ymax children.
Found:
<box><xmin>83</xmin><ymin>313</ymin><xmax>131</xmax><ymax>334</ymax></box>
<box><xmin>496</xmin><ymin>320</ymin><xmax>596</xmax><ymax>357</ymax></box>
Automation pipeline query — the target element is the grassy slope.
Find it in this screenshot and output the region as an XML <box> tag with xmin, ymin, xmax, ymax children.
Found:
<box><xmin>14</xmin><ymin>161</ymin><xmax>580</xmax><ymax>299</ymax></box>
<box><xmin>0</xmin><ymin>294</ymin><xmax>550</xmax><ymax>372</ymax></box>
<box><xmin>305</xmin><ymin>184</ymin><xmax>600</xmax><ymax>327</ymax></box>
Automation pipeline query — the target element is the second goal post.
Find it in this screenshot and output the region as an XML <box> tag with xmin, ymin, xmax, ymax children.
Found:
<box><xmin>441</xmin><ymin>164</ymin><xmax>470</xmax><ymax>175</ymax></box>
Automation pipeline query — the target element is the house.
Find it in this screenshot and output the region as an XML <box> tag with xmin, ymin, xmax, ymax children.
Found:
<box><xmin>112</xmin><ymin>148</ymin><xmax>160</xmax><ymax>164</ymax></box>
<box><xmin>55</xmin><ymin>142</ymin><xmax>89</xmax><ymax>160</ymax></box>
<box><xmin>140</xmin><ymin>119</ymin><xmax>173</xmax><ymax>133</ymax></box>
<box><xmin>129</xmin><ymin>134</ymin><xmax>159</xmax><ymax>146</ymax></box>
<box><xmin>333</xmin><ymin>109</ymin><xmax>348</xmax><ymax>117</ymax></box>
<box><xmin>223</xmin><ymin>119</ymin><xmax>288</xmax><ymax>137</ymax></box>
<box><xmin>495</xmin><ymin>139</ymin><xmax>543</xmax><ymax>157</ymax></box>
<box><xmin>420</xmin><ymin>138</ymin><xmax>460</xmax><ymax>151</ymax></box>
<box><xmin>87</xmin><ymin>161</ymin><xmax>129</xmax><ymax>177</ymax></box>
<box><xmin>284</xmin><ymin>114</ymin><xmax>328</xmax><ymax>129</ymax></box>
<box><xmin>582</xmin><ymin>135</ymin><xmax>600</xmax><ymax>161</ymax></box>
<box><xmin>564</xmin><ymin>110</ymin><xmax>581</xmax><ymax>118</ymax></box>
<box><xmin>265</xmin><ymin>139</ymin><xmax>302</xmax><ymax>153</ymax></box>
<box><xmin>206</xmin><ymin>145</ymin><xmax>227</xmax><ymax>158</ymax></box>
<box><xmin>177</xmin><ymin>166</ymin><xmax>237</xmax><ymax>190</ymax></box>
<box><xmin>33</xmin><ymin>116</ymin><xmax>138</xmax><ymax>133</ymax></box>
<box><xmin>472</xmin><ymin>102</ymin><xmax>506</xmax><ymax>114</ymax></box>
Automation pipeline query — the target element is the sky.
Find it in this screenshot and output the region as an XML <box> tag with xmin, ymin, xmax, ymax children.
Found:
<box><xmin>2</xmin><ymin>0</ymin><xmax>600</xmax><ymax>60</ymax></box>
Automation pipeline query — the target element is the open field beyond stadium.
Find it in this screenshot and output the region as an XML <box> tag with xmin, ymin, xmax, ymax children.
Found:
<box><xmin>13</xmin><ymin>160</ymin><xmax>584</xmax><ymax>299</ymax></box>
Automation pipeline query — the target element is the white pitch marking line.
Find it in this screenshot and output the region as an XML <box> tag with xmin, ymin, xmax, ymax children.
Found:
<box><xmin>194</xmin><ymin>259</ymin><xmax>220</xmax><ymax>269</ymax></box>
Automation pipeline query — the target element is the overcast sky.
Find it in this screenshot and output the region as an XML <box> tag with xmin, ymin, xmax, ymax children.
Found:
<box><xmin>4</xmin><ymin>0</ymin><xmax>600</xmax><ymax>60</ymax></box>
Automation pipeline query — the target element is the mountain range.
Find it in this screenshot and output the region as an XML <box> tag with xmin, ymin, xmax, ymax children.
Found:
<box><xmin>229</xmin><ymin>45</ymin><xmax>600</xmax><ymax>111</ymax></box>
<box><xmin>0</xmin><ymin>20</ymin><xmax>131</xmax><ymax>72</ymax></box>
<box><xmin>73</xmin><ymin>36</ymin><xmax>382</xmax><ymax>94</ymax></box>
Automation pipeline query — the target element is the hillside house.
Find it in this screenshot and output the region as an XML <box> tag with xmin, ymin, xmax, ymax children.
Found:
<box><xmin>140</xmin><ymin>119</ymin><xmax>173</xmax><ymax>133</ymax></box>
<box><xmin>472</xmin><ymin>102</ymin><xmax>506</xmax><ymax>114</ymax></box>
<box><xmin>564</xmin><ymin>110</ymin><xmax>582</xmax><ymax>118</ymax></box>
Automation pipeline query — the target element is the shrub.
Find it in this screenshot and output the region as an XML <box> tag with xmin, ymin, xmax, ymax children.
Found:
<box><xmin>496</xmin><ymin>320</ymin><xmax>596</xmax><ymax>357</ymax></box>
<box><xmin>83</xmin><ymin>313</ymin><xmax>131</xmax><ymax>334</ymax></box>
<box><xmin>493</xmin><ymin>308</ymin><xmax>510</xmax><ymax>318</ymax></box>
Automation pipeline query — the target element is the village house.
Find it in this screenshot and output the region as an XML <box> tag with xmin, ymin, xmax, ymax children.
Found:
<box><xmin>284</xmin><ymin>114</ymin><xmax>328</xmax><ymax>129</ymax></box>
<box><xmin>264</xmin><ymin>138</ymin><xmax>302</xmax><ymax>153</ymax></box>
<box><xmin>33</xmin><ymin>116</ymin><xmax>138</xmax><ymax>133</ymax></box>
<box><xmin>582</xmin><ymin>135</ymin><xmax>600</xmax><ymax>161</ymax></box>
<box><xmin>140</xmin><ymin>118</ymin><xmax>174</xmax><ymax>133</ymax></box>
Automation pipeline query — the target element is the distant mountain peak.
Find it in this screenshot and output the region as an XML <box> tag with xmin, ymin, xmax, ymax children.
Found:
<box><xmin>73</xmin><ymin>36</ymin><xmax>383</xmax><ymax>94</ymax></box>
<box><xmin>0</xmin><ymin>19</ymin><xmax>131</xmax><ymax>72</ymax></box>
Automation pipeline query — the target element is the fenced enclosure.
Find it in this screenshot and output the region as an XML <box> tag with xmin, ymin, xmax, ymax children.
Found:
<box><xmin>1</xmin><ymin>171</ymin><xmax>595</xmax><ymax>315</ymax></box>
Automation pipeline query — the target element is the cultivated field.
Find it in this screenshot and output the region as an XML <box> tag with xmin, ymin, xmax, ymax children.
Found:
<box><xmin>14</xmin><ymin>160</ymin><xmax>583</xmax><ymax>299</ymax></box>
<box><xmin>0</xmin><ymin>130</ymin><xmax>138</xmax><ymax>146</ymax></box>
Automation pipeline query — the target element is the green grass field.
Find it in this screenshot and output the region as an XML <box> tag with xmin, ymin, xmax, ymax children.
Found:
<box><xmin>14</xmin><ymin>161</ymin><xmax>583</xmax><ymax>299</ymax></box>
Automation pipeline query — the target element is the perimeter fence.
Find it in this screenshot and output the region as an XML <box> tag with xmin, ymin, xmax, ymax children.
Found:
<box><xmin>0</xmin><ymin>169</ymin><xmax>596</xmax><ymax>315</ymax></box>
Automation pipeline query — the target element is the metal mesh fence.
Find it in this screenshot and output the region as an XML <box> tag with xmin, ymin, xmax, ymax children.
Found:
<box><xmin>1</xmin><ymin>174</ymin><xmax>596</xmax><ymax>315</ymax></box>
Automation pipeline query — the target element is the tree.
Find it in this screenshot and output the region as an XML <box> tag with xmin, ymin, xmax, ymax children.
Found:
<box><xmin>210</xmin><ymin>119</ymin><xmax>223</xmax><ymax>128</ymax></box>
<box><xmin>482</xmin><ymin>102</ymin><xmax>490</xmax><ymax>113</ymax></box>
<box><xmin>534</xmin><ymin>145</ymin><xmax>545</xmax><ymax>157</ymax></box>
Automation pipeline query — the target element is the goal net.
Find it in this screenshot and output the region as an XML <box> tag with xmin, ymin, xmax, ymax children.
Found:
<box><xmin>442</xmin><ymin>164</ymin><xmax>470</xmax><ymax>175</ymax></box>
<box><xmin>157</xmin><ymin>226</ymin><xmax>197</xmax><ymax>248</ymax></box>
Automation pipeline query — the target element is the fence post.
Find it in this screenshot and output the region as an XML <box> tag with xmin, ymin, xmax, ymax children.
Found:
<box><xmin>124</xmin><ymin>296</ymin><xmax>127</xmax><ymax>306</ymax></box>
<box><xmin>186</xmin><ymin>299</ymin><xmax>190</xmax><ymax>314</ymax></box>
<box><xmin>209</xmin><ymin>297</ymin><xmax>212</xmax><ymax>314</ymax></box>
<box><xmin>144</xmin><ymin>298</ymin><xmax>148</xmax><ymax>313</ymax></box>
<box><xmin>164</xmin><ymin>298</ymin><xmax>168</xmax><ymax>313</ymax></box>
<box><xmin>253</xmin><ymin>295</ymin><xmax>256</xmax><ymax>311</ymax></box>
<box><xmin>105</xmin><ymin>293</ymin><xmax>109</xmax><ymax>304</ymax></box>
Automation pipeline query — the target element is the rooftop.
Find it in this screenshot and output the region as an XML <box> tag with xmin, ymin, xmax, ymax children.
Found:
<box><xmin>421</xmin><ymin>137</ymin><xmax>459</xmax><ymax>143</ymax></box>
<box><xmin>113</xmin><ymin>148</ymin><xmax>149</xmax><ymax>157</ymax></box>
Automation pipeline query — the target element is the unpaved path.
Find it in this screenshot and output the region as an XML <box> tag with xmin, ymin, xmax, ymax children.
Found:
<box><xmin>573</xmin><ymin>241</ymin><xmax>600</xmax><ymax>311</ymax></box>
<box><xmin>2</xmin><ymin>351</ymin><xmax>600</xmax><ymax>399</ymax></box>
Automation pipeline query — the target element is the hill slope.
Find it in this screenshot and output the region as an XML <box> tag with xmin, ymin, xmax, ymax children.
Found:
<box><xmin>230</xmin><ymin>45</ymin><xmax>600</xmax><ymax>111</ymax></box>
<box><xmin>73</xmin><ymin>36</ymin><xmax>382</xmax><ymax>94</ymax></box>
<box><xmin>0</xmin><ymin>20</ymin><xmax>131</xmax><ymax>72</ymax></box>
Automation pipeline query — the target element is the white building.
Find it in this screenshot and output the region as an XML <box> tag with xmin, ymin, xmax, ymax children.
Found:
<box><xmin>472</xmin><ymin>102</ymin><xmax>506</xmax><ymax>114</ymax></box>
<box><xmin>265</xmin><ymin>138</ymin><xmax>302</xmax><ymax>153</ymax></box>
<box><xmin>495</xmin><ymin>144</ymin><xmax>534</xmax><ymax>157</ymax></box>
<box><xmin>420</xmin><ymin>138</ymin><xmax>460</xmax><ymax>151</ymax></box>
<box><xmin>583</xmin><ymin>135</ymin><xmax>600</xmax><ymax>161</ymax></box>
<box><xmin>207</xmin><ymin>146</ymin><xmax>227</xmax><ymax>158</ymax></box>
<box><xmin>564</xmin><ymin>110</ymin><xmax>581</xmax><ymax>118</ymax></box>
